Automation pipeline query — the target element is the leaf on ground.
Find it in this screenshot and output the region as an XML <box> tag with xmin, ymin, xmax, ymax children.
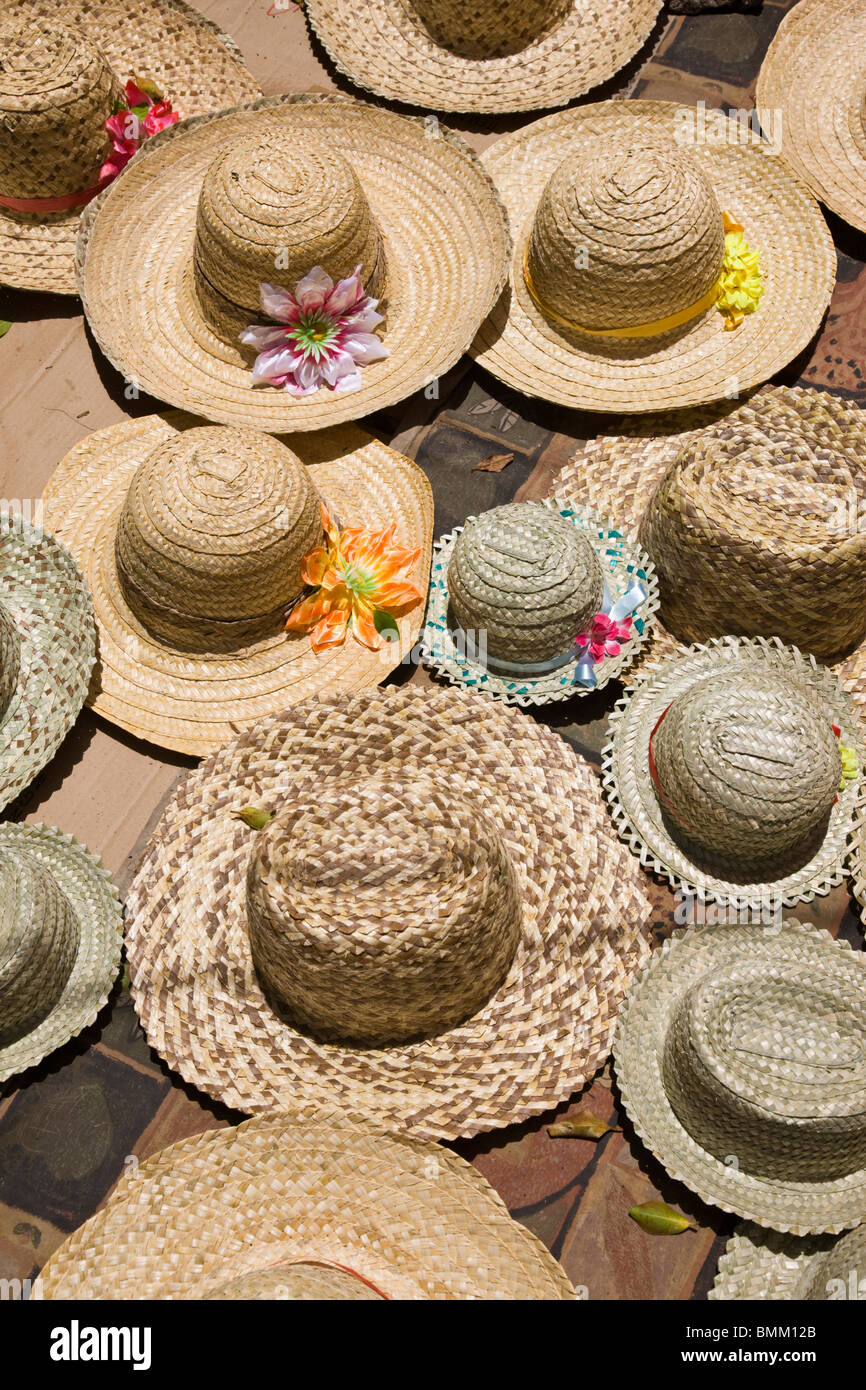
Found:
<box><xmin>547</xmin><ymin>1112</ymin><xmax>618</xmax><ymax>1140</ymax></box>
<box><xmin>0</xmin><ymin>321</ymin><xmax>11</xmax><ymax>339</ymax></box>
<box><xmin>629</xmin><ymin>1201</ymin><xmax>697</xmax><ymax>1235</ymax></box>
<box><xmin>473</xmin><ymin>452</ymin><xmax>514</xmax><ymax>473</ymax></box>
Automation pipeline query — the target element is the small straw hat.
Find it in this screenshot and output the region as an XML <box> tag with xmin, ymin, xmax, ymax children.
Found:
<box><xmin>125</xmin><ymin>685</ymin><xmax>653</xmax><ymax>1140</ymax></box>
<box><xmin>602</xmin><ymin>636</ymin><xmax>863</xmax><ymax>910</ymax></box>
<box><xmin>756</xmin><ymin>0</ymin><xmax>866</xmax><ymax>235</ymax></box>
<box><xmin>711</xmin><ymin>1222</ymin><xmax>866</xmax><ymax>1301</ymax></box>
<box><xmin>41</xmin><ymin>414</ymin><xmax>433</xmax><ymax>757</ymax></box>
<box><xmin>614</xmin><ymin>920</ymin><xmax>866</xmax><ymax>1235</ymax></box>
<box><xmin>0</xmin><ymin>513</ymin><xmax>96</xmax><ymax>813</ymax></box>
<box><xmin>420</xmin><ymin>498</ymin><xmax>659</xmax><ymax>705</ymax></box>
<box><xmin>0</xmin><ymin>821</ymin><xmax>123</xmax><ymax>1082</ymax></box>
<box><xmin>471</xmin><ymin>101</ymin><xmax>835</xmax><ymax>413</ymax></box>
<box><xmin>0</xmin><ymin>1</ymin><xmax>260</xmax><ymax>294</ymax></box>
<box><xmin>34</xmin><ymin>1112</ymin><xmax>575</xmax><ymax>1299</ymax></box>
<box><xmin>304</xmin><ymin>0</ymin><xmax>662</xmax><ymax>115</ymax></box>
<box><xmin>853</xmin><ymin>798</ymin><xmax>866</xmax><ymax>931</ymax></box>
<box><xmin>75</xmin><ymin>93</ymin><xmax>510</xmax><ymax>431</ymax></box>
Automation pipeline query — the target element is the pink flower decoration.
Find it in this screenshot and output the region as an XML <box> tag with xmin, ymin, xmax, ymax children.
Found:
<box><xmin>239</xmin><ymin>265</ymin><xmax>389</xmax><ymax>397</ymax></box>
<box><xmin>575</xmin><ymin>611</ymin><xmax>633</xmax><ymax>663</ymax></box>
<box><xmin>99</xmin><ymin>81</ymin><xmax>179</xmax><ymax>183</ymax></box>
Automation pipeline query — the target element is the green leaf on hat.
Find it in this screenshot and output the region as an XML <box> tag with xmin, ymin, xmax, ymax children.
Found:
<box><xmin>233</xmin><ymin>807</ymin><xmax>273</xmax><ymax>830</ymax></box>
<box><xmin>373</xmin><ymin>609</ymin><xmax>400</xmax><ymax>641</ymax></box>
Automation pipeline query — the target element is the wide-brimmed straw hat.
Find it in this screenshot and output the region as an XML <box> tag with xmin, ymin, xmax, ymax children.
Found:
<box><xmin>614</xmin><ymin>921</ymin><xmax>866</xmax><ymax>1235</ymax></box>
<box><xmin>420</xmin><ymin>498</ymin><xmax>659</xmax><ymax>705</ymax></box>
<box><xmin>0</xmin><ymin>513</ymin><xmax>96</xmax><ymax>813</ymax></box>
<box><xmin>0</xmin><ymin>821</ymin><xmax>122</xmax><ymax>1083</ymax></box>
<box><xmin>0</xmin><ymin>1</ymin><xmax>260</xmax><ymax>294</ymax></box>
<box><xmin>853</xmin><ymin>799</ymin><xmax>866</xmax><ymax>930</ymax></box>
<box><xmin>41</xmin><ymin>414</ymin><xmax>433</xmax><ymax>757</ymax></box>
<box><xmin>75</xmin><ymin>93</ymin><xmax>510</xmax><ymax>431</ymax></box>
<box><xmin>35</xmin><ymin>1112</ymin><xmax>574</xmax><ymax>1299</ymax></box>
<box><xmin>756</xmin><ymin>0</ymin><xmax>866</xmax><ymax>235</ymax></box>
<box><xmin>125</xmin><ymin>685</ymin><xmax>653</xmax><ymax>1140</ymax></box>
<box><xmin>304</xmin><ymin>0</ymin><xmax>662</xmax><ymax>115</ymax></box>
<box><xmin>711</xmin><ymin>1222</ymin><xmax>866</xmax><ymax>1301</ymax></box>
<box><xmin>471</xmin><ymin>101</ymin><xmax>834</xmax><ymax>413</ymax></box>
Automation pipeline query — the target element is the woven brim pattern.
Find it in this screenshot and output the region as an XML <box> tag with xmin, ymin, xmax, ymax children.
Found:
<box><xmin>756</xmin><ymin>0</ymin><xmax>866</xmax><ymax>234</ymax></box>
<box><xmin>0</xmin><ymin>515</ymin><xmax>96</xmax><ymax>814</ymax></box>
<box><xmin>852</xmin><ymin>797</ymin><xmax>866</xmax><ymax>931</ymax></box>
<box><xmin>0</xmin><ymin>0</ymin><xmax>260</xmax><ymax>294</ymax></box>
<box><xmin>35</xmin><ymin>1112</ymin><xmax>574</xmax><ymax>1299</ymax></box>
<box><xmin>41</xmin><ymin>414</ymin><xmax>433</xmax><ymax>757</ymax></box>
<box><xmin>471</xmin><ymin>102</ymin><xmax>835</xmax><ymax>413</ymax></box>
<box><xmin>125</xmin><ymin>685</ymin><xmax>653</xmax><ymax>1140</ymax></box>
<box><xmin>0</xmin><ymin>822</ymin><xmax>122</xmax><ymax>1082</ymax></box>
<box><xmin>710</xmin><ymin>1223</ymin><xmax>850</xmax><ymax>1301</ymax></box>
<box><xmin>305</xmin><ymin>0</ymin><xmax>662</xmax><ymax>115</ymax></box>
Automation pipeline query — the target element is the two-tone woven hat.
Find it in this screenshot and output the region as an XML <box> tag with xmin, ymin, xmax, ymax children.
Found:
<box><xmin>614</xmin><ymin>921</ymin><xmax>866</xmax><ymax>1234</ymax></box>
<box><xmin>41</xmin><ymin>414</ymin><xmax>433</xmax><ymax>757</ymax></box>
<box><xmin>34</xmin><ymin>1113</ymin><xmax>574</xmax><ymax>1299</ymax></box>
<box><xmin>471</xmin><ymin>101</ymin><xmax>834</xmax><ymax>413</ymax></box>
<box><xmin>75</xmin><ymin>93</ymin><xmax>510</xmax><ymax>431</ymax></box>
<box><xmin>0</xmin><ymin>821</ymin><xmax>122</xmax><ymax>1083</ymax></box>
<box><xmin>304</xmin><ymin>0</ymin><xmax>662</xmax><ymax>115</ymax></box>
<box><xmin>0</xmin><ymin>513</ymin><xmax>96</xmax><ymax>813</ymax></box>
<box><xmin>0</xmin><ymin>1</ymin><xmax>260</xmax><ymax>294</ymax></box>
<box><xmin>125</xmin><ymin>685</ymin><xmax>653</xmax><ymax>1140</ymax></box>
<box><xmin>712</xmin><ymin>1222</ymin><xmax>866</xmax><ymax>1301</ymax></box>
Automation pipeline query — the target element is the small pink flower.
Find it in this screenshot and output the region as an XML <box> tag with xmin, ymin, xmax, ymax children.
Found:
<box><xmin>99</xmin><ymin>80</ymin><xmax>179</xmax><ymax>183</ymax></box>
<box><xmin>575</xmin><ymin>611</ymin><xmax>632</xmax><ymax>663</ymax></box>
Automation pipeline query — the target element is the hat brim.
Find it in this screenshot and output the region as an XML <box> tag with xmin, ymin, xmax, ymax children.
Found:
<box><xmin>471</xmin><ymin>102</ymin><xmax>835</xmax><ymax>413</ymax></box>
<box><xmin>41</xmin><ymin>413</ymin><xmax>434</xmax><ymax>757</ymax></box>
<box><xmin>710</xmin><ymin>1222</ymin><xmax>844</xmax><ymax>1300</ymax></box>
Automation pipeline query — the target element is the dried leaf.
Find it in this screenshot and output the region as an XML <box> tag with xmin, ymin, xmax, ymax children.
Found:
<box><xmin>234</xmin><ymin>807</ymin><xmax>273</xmax><ymax>830</ymax></box>
<box><xmin>120</xmin><ymin>961</ymin><xmax>131</xmax><ymax>993</ymax></box>
<box><xmin>473</xmin><ymin>452</ymin><xmax>514</xmax><ymax>474</ymax></box>
<box><xmin>0</xmin><ymin>321</ymin><xmax>11</xmax><ymax>339</ymax></box>
<box><xmin>629</xmin><ymin>1201</ymin><xmax>697</xmax><ymax>1235</ymax></box>
<box><xmin>547</xmin><ymin>1112</ymin><xmax>618</xmax><ymax>1140</ymax></box>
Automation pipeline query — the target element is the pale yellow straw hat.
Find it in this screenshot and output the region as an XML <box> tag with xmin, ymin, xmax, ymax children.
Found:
<box><xmin>711</xmin><ymin>1222</ymin><xmax>866</xmax><ymax>1301</ymax></box>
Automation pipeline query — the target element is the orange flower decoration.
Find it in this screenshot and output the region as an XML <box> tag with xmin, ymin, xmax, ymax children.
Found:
<box><xmin>286</xmin><ymin>504</ymin><xmax>423</xmax><ymax>653</ymax></box>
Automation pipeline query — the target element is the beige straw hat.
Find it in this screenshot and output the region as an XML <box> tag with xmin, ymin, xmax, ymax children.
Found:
<box><xmin>75</xmin><ymin>93</ymin><xmax>510</xmax><ymax>431</ymax></box>
<box><xmin>304</xmin><ymin>0</ymin><xmax>662</xmax><ymax>115</ymax></box>
<box><xmin>756</xmin><ymin>0</ymin><xmax>866</xmax><ymax>235</ymax></box>
<box><xmin>41</xmin><ymin>414</ymin><xmax>433</xmax><ymax>757</ymax></box>
<box><xmin>614</xmin><ymin>920</ymin><xmax>866</xmax><ymax>1235</ymax></box>
<box><xmin>0</xmin><ymin>512</ymin><xmax>96</xmax><ymax>813</ymax></box>
<box><xmin>125</xmin><ymin>685</ymin><xmax>653</xmax><ymax>1140</ymax></box>
<box><xmin>853</xmin><ymin>798</ymin><xmax>866</xmax><ymax>930</ymax></box>
<box><xmin>471</xmin><ymin>101</ymin><xmax>835</xmax><ymax>413</ymax></box>
<box><xmin>0</xmin><ymin>821</ymin><xmax>123</xmax><ymax>1083</ymax></box>
<box><xmin>34</xmin><ymin>1112</ymin><xmax>574</xmax><ymax>1299</ymax></box>
<box><xmin>0</xmin><ymin>1</ymin><xmax>260</xmax><ymax>294</ymax></box>
<box><xmin>711</xmin><ymin>1222</ymin><xmax>866</xmax><ymax>1300</ymax></box>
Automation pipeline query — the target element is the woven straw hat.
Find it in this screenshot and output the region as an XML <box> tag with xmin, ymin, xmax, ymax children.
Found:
<box><xmin>0</xmin><ymin>821</ymin><xmax>122</xmax><ymax>1082</ymax></box>
<box><xmin>853</xmin><ymin>799</ymin><xmax>866</xmax><ymax>931</ymax></box>
<box><xmin>41</xmin><ymin>414</ymin><xmax>433</xmax><ymax>757</ymax></box>
<box><xmin>603</xmin><ymin>636</ymin><xmax>863</xmax><ymax>910</ymax></box>
<box><xmin>0</xmin><ymin>513</ymin><xmax>96</xmax><ymax>813</ymax></box>
<box><xmin>614</xmin><ymin>920</ymin><xmax>866</xmax><ymax>1235</ymax></box>
<box><xmin>420</xmin><ymin>499</ymin><xmax>659</xmax><ymax>706</ymax></box>
<box><xmin>711</xmin><ymin>1222</ymin><xmax>866</xmax><ymax>1300</ymax></box>
<box><xmin>471</xmin><ymin>101</ymin><xmax>834</xmax><ymax>413</ymax></box>
<box><xmin>75</xmin><ymin>93</ymin><xmax>509</xmax><ymax>431</ymax></box>
<box><xmin>34</xmin><ymin>1113</ymin><xmax>574</xmax><ymax>1299</ymax></box>
<box><xmin>125</xmin><ymin>685</ymin><xmax>653</xmax><ymax>1139</ymax></box>
<box><xmin>756</xmin><ymin>0</ymin><xmax>866</xmax><ymax>235</ymax></box>
<box><xmin>0</xmin><ymin>1</ymin><xmax>260</xmax><ymax>295</ymax></box>
<box><xmin>304</xmin><ymin>0</ymin><xmax>662</xmax><ymax>116</ymax></box>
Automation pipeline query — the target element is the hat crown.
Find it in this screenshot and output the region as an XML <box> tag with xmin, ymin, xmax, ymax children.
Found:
<box><xmin>411</xmin><ymin>0</ymin><xmax>572</xmax><ymax>58</ymax></box>
<box><xmin>802</xmin><ymin>1226</ymin><xmax>866</xmax><ymax>1300</ymax></box>
<box><xmin>246</xmin><ymin>775</ymin><xmax>522</xmax><ymax>1046</ymax></box>
<box><xmin>527</xmin><ymin>144</ymin><xmax>725</xmax><ymax>332</ymax></box>
<box><xmin>0</xmin><ymin>601</ymin><xmax>21</xmax><ymax>723</ymax></box>
<box><xmin>0</xmin><ymin>849</ymin><xmax>79</xmax><ymax>1047</ymax></box>
<box><xmin>206</xmin><ymin>1263</ymin><xmax>383</xmax><ymax>1300</ymax></box>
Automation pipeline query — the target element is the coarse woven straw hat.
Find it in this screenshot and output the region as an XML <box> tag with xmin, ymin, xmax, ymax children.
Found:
<box><xmin>852</xmin><ymin>799</ymin><xmax>866</xmax><ymax>931</ymax></box>
<box><xmin>75</xmin><ymin>93</ymin><xmax>510</xmax><ymax>432</ymax></box>
<box><xmin>614</xmin><ymin>920</ymin><xmax>866</xmax><ymax>1235</ymax></box>
<box><xmin>41</xmin><ymin>414</ymin><xmax>433</xmax><ymax>758</ymax></box>
<box><xmin>420</xmin><ymin>498</ymin><xmax>659</xmax><ymax>706</ymax></box>
<box><xmin>125</xmin><ymin>685</ymin><xmax>653</xmax><ymax>1140</ymax></box>
<box><xmin>471</xmin><ymin>101</ymin><xmax>835</xmax><ymax>413</ymax></box>
<box><xmin>756</xmin><ymin>0</ymin><xmax>866</xmax><ymax>235</ymax></box>
<box><xmin>602</xmin><ymin>635</ymin><xmax>864</xmax><ymax>910</ymax></box>
<box><xmin>0</xmin><ymin>821</ymin><xmax>122</xmax><ymax>1083</ymax></box>
<box><xmin>0</xmin><ymin>1</ymin><xmax>260</xmax><ymax>294</ymax></box>
<box><xmin>34</xmin><ymin>1112</ymin><xmax>575</xmax><ymax>1299</ymax></box>
<box><xmin>304</xmin><ymin>0</ymin><xmax>663</xmax><ymax>116</ymax></box>
<box><xmin>711</xmin><ymin>1222</ymin><xmax>866</xmax><ymax>1300</ymax></box>
<box><xmin>0</xmin><ymin>512</ymin><xmax>96</xmax><ymax>813</ymax></box>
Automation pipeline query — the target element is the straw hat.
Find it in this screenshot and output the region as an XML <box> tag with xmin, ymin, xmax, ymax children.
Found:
<box><xmin>471</xmin><ymin>102</ymin><xmax>835</xmax><ymax>413</ymax></box>
<box><xmin>420</xmin><ymin>499</ymin><xmax>659</xmax><ymax>705</ymax></box>
<box><xmin>614</xmin><ymin>920</ymin><xmax>866</xmax><ymax>1234</ymax></box>
<box><xmin>0</xmin><ymin>513</ymin><xmax>96</xmax><ymax>813</ymax></box>
<box><xmin>125</xmin><ymin>685</ymin><xmax>653</xmax><ymax>1139</ymax></box>
<box><xmin>304</xmin><ymin>0</ymin><xmax>662</xmax><ymax>116</ymax></box>
<box><xmin>711</xmin><ymin>1222</ymin><xmax>866</xmax><ymax>1300</ymax></box>
<box><xmin>41</xmin><ymin>414</ymin><xmax>433</xmax><ymax>757</ymax></box>
<box><xmin>34</xmin><ymin>1112</ymin><xmax>575</xmax><ymax>1299</ymax></box>
<box><xmin>75</xmin><ymin>93</ymin><xmax>509</xmax><ymax>431</ymax></box>
<box><xmin>0</xmin><ymin>1</ymin><xmax>260</xmax><ymax>294</ymax></box>
<box><xmin>603</xmin><ymin>636</ymin><xmax>863</xmax><ymax>910</ymax></box>
<box><xmin>0</xmin><ymin>821</ymin><xmax>123</xmax><ymax>1082</ymax></box>
<box><xmin>853</xmin><ymin>798</ymin><xmax>866</xmax><ymax>930</ymax></box>
<box><xmin>756</xmin><ymin>0</ymin><xmax>866</xmax><ymax>235</ymax></box>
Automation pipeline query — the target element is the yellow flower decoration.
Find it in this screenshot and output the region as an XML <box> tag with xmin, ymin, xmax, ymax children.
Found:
<box><xmin>716</xmin><ymin>212</ymin><xmax>763</xmax><ymax>331</ymax></box>
<box><xmin>839</xmin><ymin>744</ymin><xmax>859</xmax><ymax>791</ymax></box>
